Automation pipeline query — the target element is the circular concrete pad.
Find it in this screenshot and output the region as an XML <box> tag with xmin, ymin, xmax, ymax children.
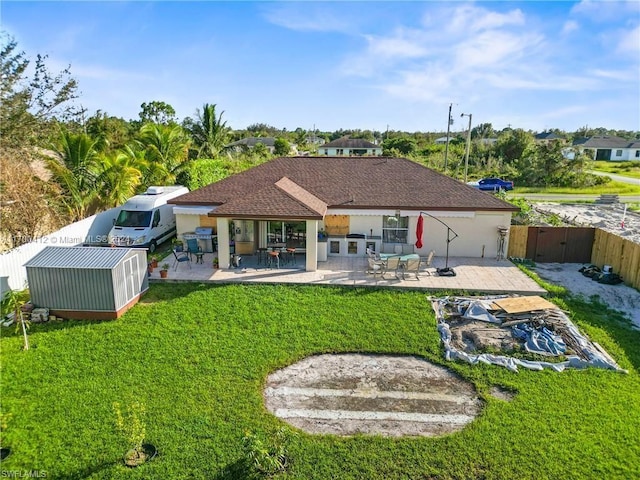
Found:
<box><xmin>264</xmin><ymin>354</ymin><xmax>483</xmax><ymax>437</ymax></box>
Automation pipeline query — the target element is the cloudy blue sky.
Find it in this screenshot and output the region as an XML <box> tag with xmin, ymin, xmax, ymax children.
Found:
<box><xmin>3</xmin><ymin>1</ymin><xmax>639</xmax><ymax>133</ymax></box>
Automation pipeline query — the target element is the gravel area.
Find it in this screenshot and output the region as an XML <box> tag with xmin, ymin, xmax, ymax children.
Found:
<box><xmin>533</xmin><ymin>263</ymin><xmax>640</xmax><ymax>329</ymax></box>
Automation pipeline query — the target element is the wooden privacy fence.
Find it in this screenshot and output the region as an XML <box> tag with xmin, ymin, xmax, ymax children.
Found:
<box><xmin>508</xmin><ymin>226</ymin><xmax>640</xmax><ymax>290</ymax></box>
<box><xmin>591</xmin><ymin>229</ymin><xmax>640</xmax><ymax>290</ymax></box>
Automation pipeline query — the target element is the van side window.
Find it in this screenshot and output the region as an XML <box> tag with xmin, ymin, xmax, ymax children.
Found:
<box><xmin>152</xmin><ymin>210</ymin><xmax>160</xmax><ymax>228</ymax></box>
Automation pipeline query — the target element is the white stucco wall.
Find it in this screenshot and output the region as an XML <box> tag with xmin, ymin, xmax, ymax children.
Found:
<box><xmin>333</xmin><ymin>209</ymin><xmax>513</xmax><ymax>258</ymax></box>
<box><xmin>321</xmin><ymin>147</ymin><xmax>382</xmax><ymax>156</ymax></box>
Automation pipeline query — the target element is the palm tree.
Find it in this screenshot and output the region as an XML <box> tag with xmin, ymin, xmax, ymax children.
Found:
<box><xmin>136</xmin><ymin>123</ymin><xmax>190</xmax><ymax>185</ymax></box>
<box><xmin>187</xmin><ymin>103</ymin><xmax>229</xmax><ymax>159</ymax></box>
<box><xmin>46</xmin><ymin>129</ymin><xmax>100</xmax><ymax>221</ymax></box>
<box><xmin>94</xmin><ymin>150</ymin><xmax>145</xmax><ymax>208</ymax></box>
<box><xmin>1</xmin><ymin>288</ymin><xmax>31</xmax><ymax>350</ymax></box>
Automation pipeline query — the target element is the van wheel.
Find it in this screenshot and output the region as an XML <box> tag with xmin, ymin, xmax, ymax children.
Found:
<box><xmin>148</xmin><ymin>240</ymin><xmax>157</xmax><ymax>253</ymax></box>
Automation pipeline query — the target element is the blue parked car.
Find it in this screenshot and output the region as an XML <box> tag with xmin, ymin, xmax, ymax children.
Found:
<box><xmin>467</xmin><ymin>178</ymin><xmax>514</xmax><ymax>191</ymax></box>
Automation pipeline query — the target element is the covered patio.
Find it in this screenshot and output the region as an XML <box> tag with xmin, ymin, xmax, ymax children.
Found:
<box><xmin>150</xmin><ymin>253</ymin><xmax>546</xmax><ymax>295</ymax></box>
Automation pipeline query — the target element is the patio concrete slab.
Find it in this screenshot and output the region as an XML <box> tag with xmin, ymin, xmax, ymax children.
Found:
<box><xmin>150</xmin><ymin>253</ymin><xmax>546</xmax><ymax>295</ymax></box>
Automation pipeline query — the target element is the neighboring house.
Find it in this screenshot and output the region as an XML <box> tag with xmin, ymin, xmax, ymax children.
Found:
<box><xmin>434</xmin><ymin>136</ymin><xmax>451</xmax><ymax>145</ymax></box>
<box><xmin>534</xmin><ymin>132</ymin><xmax>564</xmax><ymax>144</ymax></box>
<box><xmin>226</xmin><ymin>137</ymin><xmax>277</xmax><ymax>154</ymax></box>
<box><xmin>306</xmin><ymin>135</ymin><xmax>326</xmax><ymax>146</ymax></box>
<box><xmin>170</xmin><ymin>157</ymin><xmax>518</xmax><ymax>271</ymax></box>
<box><xmin>320</xmin><ymin>137</ymin><xmax>382</xmax><ymax>156</ymax></box>
<box><xmin>572</xmin><ymin>136</ymin><xmax>640</xmax><ymax>161</ymax></box>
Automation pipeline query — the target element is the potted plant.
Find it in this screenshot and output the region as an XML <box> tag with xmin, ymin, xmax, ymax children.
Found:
<box><xmin>113</xmin><ymin>401</ymin><xmax>156</xmax><ymax>467</ymax></box>
<box><xmin>213</xmin><ymin>257</ymin><xmax>219</xmax><ymax>269</ymax></box>
<box><xmin>147</xmin><ymin>262</ymin><xmax>154</xmax><ymax>275</ymax></box>
<box><xmin>150</xmin><ymin>256</ymin><xmax>158</xmax><ymax>269</ymax></box>
<box><xmin>172</xmin><ymin>238</ymin><xmax>184</xmax><ymax>252</ymax></box>
<box><xmin>160</xmin><ymin>263</ymin><xmax>170</xmax><ymax>279</ymax></box>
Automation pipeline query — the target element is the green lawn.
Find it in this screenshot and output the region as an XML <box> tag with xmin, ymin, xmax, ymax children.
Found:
<box><xmin>1</xmin><ymin>283</ymin><xmax>639</xmax><ymax>479</ymax></box>
<box><xmin>593</xmin><ymin>161</ymin><xmax>640</xmax><ymax>180</ymax></box>
<box><xmin>515</xmin><ymin>180</ymin><xmax>640</xmax><ymax>195</ymax></box>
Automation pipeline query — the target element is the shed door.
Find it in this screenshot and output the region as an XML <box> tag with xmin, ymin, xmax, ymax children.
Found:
<box><xmin>122</xmin><ymin>256</ymin><xmax>140</xmax><ymax>302</ymax></box>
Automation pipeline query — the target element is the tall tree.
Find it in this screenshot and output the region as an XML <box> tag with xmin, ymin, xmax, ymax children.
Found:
<box><xmin>46</xmin><ymin>130</ymin><xmax>101</xmax><ymax>221</ymax></box>
<box><xmin>471</xmin><ymin>123</ymin><xmax>495</xmax><ymax>140</ymax></box>
<box><xmin>0</xmin><ymin>34</ymin><xmax>79</xmax><ymax>150</ymax></box>
<box><xmin>184</xmin><ymin>103</ymin><xmax>230</xmax><ymax>158</ymax></box>
<box><xmin>273</xmin><ymin>137</ymin><xmax>291</xmax><ymax>156</ymax></box>
<box><xmin>94</xmin><ymin>150</ymin><xmax>145</xmax><ymax>208</ymax></box>
<box><xmin>136</xmin><ymin>123</ymin><xmax>191</xmax><ymax>185</ymax></box>
<box><xmin>494</xmin><ymin>129</ymin><xmax>534</xmax><ymax>164</ymax></box>
<box><xmin>138</xmin><ymin>101</ymin><xmax>176</xmax><ymax>125</ymax></box>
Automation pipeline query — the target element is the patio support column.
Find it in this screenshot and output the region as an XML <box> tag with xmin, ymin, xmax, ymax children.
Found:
<box><xmin>217</xmin><ymin>217</ymin><xmax>230</xmax><ymax>268</ymax></box>
<box><xmin>305</xmin><ymin>220</ymin><xmax>318</xmax><ymax>272</ymax></box>
<box><xmin>258</xmin><ymin>221</ymin><xmax>267</xmax><ymax>249</ymax></box>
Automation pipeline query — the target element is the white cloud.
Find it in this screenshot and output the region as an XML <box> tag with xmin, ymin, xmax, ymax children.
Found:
<box><xmin>571</xmin><ymin>0</ymin><xmax>640</xmax><ymax>22</ymax></box>
<box><xmin>446</xmin><ymin>4</ymin><xmax>525</xmax><ymax>34</ymax></box>
<box><xmin>617</xmin><ymin>24</ymin><xmax>640</xmax><ymax>55</ymax></box>
<box><xmin>364</xmin><ymin>30</ymin><xmax>428</xmax><ymax>59</ymax></box>
<box><xmin>589</xmin><ymin>67</ymin><xmax>639</xmax><ymax>81</ymax></box>
<box><xmin>453</xmin><ymin>31</ymin><xmax>543</xmax><ymax>68</ymax></box>
<box><xmin>562</xmin><ymin>20</ymin><xmax>579</xmax><ymax>35</ymax></box>
<box><xmin>262</xmin><ymin>4</ymin><xmax>356</xmax><ymax>34</ymax></box>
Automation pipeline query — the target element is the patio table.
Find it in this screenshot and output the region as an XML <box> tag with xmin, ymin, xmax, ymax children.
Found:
<box><xmin>378</xmin><ymin>253</ymin><xmax>420</xmax><ymax>275</ymax></box>
<box><xmin>379</xmin><ymin>253</ymin><xmax>420</xmax><ymax>263</ymax></box>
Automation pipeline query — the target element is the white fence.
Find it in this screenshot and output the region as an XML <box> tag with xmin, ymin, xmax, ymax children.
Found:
<box><xmin>0</xmin><ymin>207</ymin><xmax>121</xmax><ymax>293</ymax></box>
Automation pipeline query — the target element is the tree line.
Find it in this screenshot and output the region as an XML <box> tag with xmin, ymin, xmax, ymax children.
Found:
<box><xmin>1</xmin><ymin>34</ymin><xmax>637</xmax><ymax>250</ymax></box>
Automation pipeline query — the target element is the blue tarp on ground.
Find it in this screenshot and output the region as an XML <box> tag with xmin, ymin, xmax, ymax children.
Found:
<box><xmin>432</xmin><ymin>295</ymin><xmax>626</xmax><ymax>373</ymax></box>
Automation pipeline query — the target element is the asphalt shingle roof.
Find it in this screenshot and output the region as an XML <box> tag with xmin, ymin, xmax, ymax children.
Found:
<box><xmin>572</xmin><ymin>136</ymin><xmax>636</xmax><ymax>148</ymax></box>
<box><xmin>171</xmin><ymin>156</ymin><xmax>518</xmax><ymax>219</ymax></box>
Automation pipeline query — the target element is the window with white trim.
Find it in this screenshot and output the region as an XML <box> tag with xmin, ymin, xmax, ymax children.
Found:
<box><xmin>382</xmin><ymin>215</ymin><xmax>408</xmax><ymax>243</ymax></box>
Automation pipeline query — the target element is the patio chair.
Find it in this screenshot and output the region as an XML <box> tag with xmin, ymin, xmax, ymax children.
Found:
<box><xmin>401</xmin><ymin>257</ymin><xmax>421</xmax><ymax>280</ymax></box>
<box><xmin>401</xmin><ymin>244</ymin><xmax>415</xmax><ymax>255</ymax></box>
<box><xmin>367</xmin><ymin>257</ymin><xmax>384</xmax><ymax>276</ymax></box>
<box><xmin>420</xmin><ymin>250</ymin><xmax>435</xmax><ymax>276</ymax></box>
<box><xmin>366</xmin><ymin>247</ymin><xmax>380</xmax><ymax>260</ymax></box>
<box><xmin>186</xmin><ymin>238</ymin><xmax>202</xmax><ymax>260</ymax></box>
<box><xmin>172</xmin><ymin>248</ymin><xmax>191</xmax><ymax>270</ymax></box>
<box><xmin>382</xmin><ymin>255</ymin><xmax>402</xmax><ymax>279</ymax></box>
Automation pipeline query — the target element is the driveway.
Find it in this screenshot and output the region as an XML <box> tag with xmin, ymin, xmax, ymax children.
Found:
<box><xmin>589</xmin><ymin>170</ymin><xmax>640</xmax><ymax>186</ymax></box>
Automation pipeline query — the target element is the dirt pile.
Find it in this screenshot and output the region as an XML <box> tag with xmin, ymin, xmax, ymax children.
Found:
<box><xmin>534</xmin><ymin>203</ymin><xmax>640</xmax><ymax>244</ymax></box>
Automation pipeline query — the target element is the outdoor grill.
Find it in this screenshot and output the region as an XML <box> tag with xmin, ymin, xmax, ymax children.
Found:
<box><xmin>183</xmin><ymin>227</ymin><xmax>216</xmax><ymax>252</ymax></box>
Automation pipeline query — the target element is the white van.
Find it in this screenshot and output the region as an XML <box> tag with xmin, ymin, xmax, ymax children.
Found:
<box><xmin>107</xmin><ymin>186</ymin><xmax>189</xmax><ymax>252</ymax></box>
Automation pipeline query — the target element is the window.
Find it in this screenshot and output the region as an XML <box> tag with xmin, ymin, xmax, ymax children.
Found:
<box><xmin>382</xmin><ymin>215</ymin><xmax>408</xmax><ymax>243</ymax></box>
<box><xmin>152</xmin><ymin>210</ymin><xmax>160</xmax><ymax>228</ymax></box>
<box><xmin>616</xmin><ymin>149</ymin><xmax>623</xmax><ymax>157</ymax></box>
<box><xmin>336</xmin><ymin>148</ymin><xmax>344</xmax><ymax>155</ymax></box>
<box><xmin>324</xmin><ymin>149</ymin><xmax>328</xmax><ymax>155</ymax></box>
<box><xmin>635</xmin><ymin>150</ymin><xmax>640</xmax><ymax>158</ymax></box>
<box><xmin>114</xmin><ymin>210</ymin><xmax>152</xmax><ymax>228</ymax></box>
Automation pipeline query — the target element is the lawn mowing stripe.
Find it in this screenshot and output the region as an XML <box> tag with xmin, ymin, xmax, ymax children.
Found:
<box><xmin>274</xmin><ymin>408</ymin><xmax>475</xmax><ymax>424</ymax></box>
<box><xmin>265</xmin><ymin>386</ymin><xmax>476</xmax><ymax>404</ymax></box>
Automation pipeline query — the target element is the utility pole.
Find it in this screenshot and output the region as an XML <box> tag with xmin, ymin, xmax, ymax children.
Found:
<box><xmin>443</xmin><ymin>103</ymin><xmax>453</xmax><ymax>172</ymax></box>
<box><xmin>461</xmin><ymin>113</ymin><xmax>472</xmax><ymax>183</ymax></box>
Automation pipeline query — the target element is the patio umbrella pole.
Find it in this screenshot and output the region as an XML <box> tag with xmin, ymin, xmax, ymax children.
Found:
<box><xmin>419</xmin><ymin>212</ymin><xmax>459</xmax><ymax>276</ymax></box>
